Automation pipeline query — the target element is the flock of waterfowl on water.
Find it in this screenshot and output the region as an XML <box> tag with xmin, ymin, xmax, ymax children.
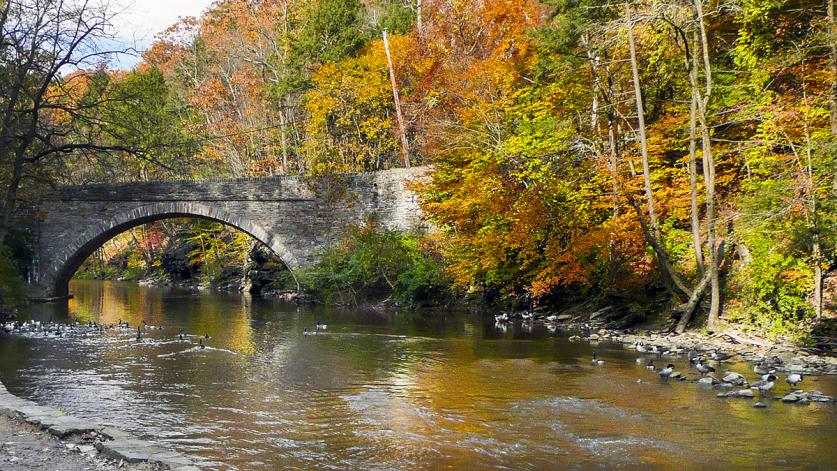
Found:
<box><xmin>494</xmin><ymin>314</ymin><xmax>832</xmax><ymax>405</ymax></box>
<box><xmin>588</xmin><ymin>340</ymin><xmax>827</xmax><ymax>405</ymax></box>
<box><xmin>3</xmin><ymin>316</ymin><xmax>832</xmax><ymax>405</ymax></box>
<box><xmin>1</xmin><ymin>317</ymin><xmax>328</xmax><ymax>350</ymax></box>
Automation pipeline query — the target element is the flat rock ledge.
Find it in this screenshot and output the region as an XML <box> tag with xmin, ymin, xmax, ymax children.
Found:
<box><xmin>0</xmin><ymin>380</ymin><xmax>199</xmax><ymax>470</ymax></box>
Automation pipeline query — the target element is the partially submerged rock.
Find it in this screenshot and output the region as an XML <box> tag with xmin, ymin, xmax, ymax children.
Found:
<box><xmin>718</xmin><ymin>389</ymin><xmax>755</xmax><ymax>399</ymax></box>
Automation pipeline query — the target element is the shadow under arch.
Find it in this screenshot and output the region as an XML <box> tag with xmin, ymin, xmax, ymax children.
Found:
<box><xmin>50</xmin><ymin>202</ymin><xmax>300</xmax><ymax>297</ymax></box>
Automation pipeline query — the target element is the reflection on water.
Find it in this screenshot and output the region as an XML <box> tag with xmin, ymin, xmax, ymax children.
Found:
<box><xmin>0</xmin><ymin>280</ymin><xmax>835</xmax><ymax>470</ymax></box>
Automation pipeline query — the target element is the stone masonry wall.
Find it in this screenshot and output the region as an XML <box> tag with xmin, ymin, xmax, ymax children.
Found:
<box><xmin>24</xmin><ymin>167</ymin><xmax>428</xmax><ymax>297</ymax></box>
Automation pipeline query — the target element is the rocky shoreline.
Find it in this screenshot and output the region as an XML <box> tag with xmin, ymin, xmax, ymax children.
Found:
<box><xmin>554</xmin><ymin>320</ymin><xmax>837</xmax><ymax>377</ymax></box>
<box><xmin>0</xmin><ymin>380</ymin><xmax>199</xmax><ymax>470</ymax></box>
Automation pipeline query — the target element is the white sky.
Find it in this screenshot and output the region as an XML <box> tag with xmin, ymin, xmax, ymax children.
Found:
<box><xmin>110</xmin><ymin>0</ymin><xmax>216</xmax><ymax>69</ymax></box>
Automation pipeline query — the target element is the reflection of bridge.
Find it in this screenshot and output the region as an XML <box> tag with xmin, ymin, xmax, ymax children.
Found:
<box><xmin>23</xmin><ymin>167</ymin><xmax>427</xmax><ymax>298</ymax></box>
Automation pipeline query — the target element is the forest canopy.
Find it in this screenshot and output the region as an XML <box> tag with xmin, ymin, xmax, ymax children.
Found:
<box><xmin>0</xmin><ymin>0</ymin><xmax>834</xmax><ymax>339</ymax></box>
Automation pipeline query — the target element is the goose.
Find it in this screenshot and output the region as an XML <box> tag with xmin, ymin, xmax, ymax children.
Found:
<box><xmin>636</xmin><ymin>358</ymin><xmax>644</xmax><ymax>364</ymax></box>
<box><xmin>204</xmin><ymin>333</ymin><xmax>210</xmax><ymax>339</ymax></box>
<box><xmin>634</xmin><ymin>341</ymin><xmax>648</xmax><ymax>353</ymax></box>
<box><xmin>687</xmin><ymin>350</ymin><xmax>699</xmax><ymax>365</ymax></box>
<box><xmin>752</xmin><ymin>374</ymin><xmax>777</xmax><ymax>395</ymax></box>
<box><xmin>659</xmin><ymin>364</ymin><xmax>675</xmax><ymax>377</ymax></box>
<box><xmin>315</xmin><ymin>321</ymin><xmax>327</xmax><ymax>331</ymax></box>
<box><xmin>786</xmin><ymin>373</ymin><xmax>803</xmax><ymax>388</ymax></box>
<box><xmin>646</xmin><ymin>359</ymin><xmax>656</xmax><ymax>370</ymax></box>
<box><xmin>709</xmin><ymin>351</ymin><xmax>732</xmax><ymax>361</ymax></box>
<box><xmin>494</xmin><ymin>313</ymin><xmax>509</xmax><ymax>323</ymax></box>
<box><xmin>142</xmin><ymin>320</ymin><xmax>160</xmax><ymax>330</ymax></box>
<box><xmin>753</xmin><ymin>362</ymin><xmax>774</xmax><ymax>375</ymax></box>
<box><xmin>521</xmin><ymin>312</ymin><xmax>534</xmax><ymax>322</ymax></box>
<box><xmin>695</xmin><ymin>361</ymin><xmax>715</xmax><ymax>376</ymax></box>
<box><xmin>135</xmin><ymin>330</ymin><xmax>142</xmax><ymax>341</ymax></box>
<box><xmin>591</xmin><ymin>352</ymin><xmax>604</xmax><ymax>366</ymax></box>
<box><xmin>546</xmin><ymin>314</ymin><xmax>558</xmax><ymax>323</ymax></box>
<box><xmin>303</xmin><ymin>328</ymin><xmax>314</xmax><ymax>336</ymax></box>
<box><xmin>178</xmin><ymin>333</ymin><xmax>185</xmax><ymax>342</ymax></box>
<box><xmin>199</xmin><ymin>339</ymin><xmax>206</xmax><ymax>350</ymax></box>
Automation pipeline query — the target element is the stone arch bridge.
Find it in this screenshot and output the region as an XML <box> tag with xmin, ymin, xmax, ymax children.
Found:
<box><xmin>21</xmin><ymin>167</ymin><xmax>427</xmax><ymax>298</ymax></box>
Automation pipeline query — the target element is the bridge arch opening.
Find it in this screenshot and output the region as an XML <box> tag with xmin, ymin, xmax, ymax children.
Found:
<box><xmin>49</xmin><ymin>202</ymin><xmax>300</xmax><ymax>297</ymax></box>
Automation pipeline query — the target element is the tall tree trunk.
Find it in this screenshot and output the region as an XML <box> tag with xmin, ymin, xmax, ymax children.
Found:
<box><xmin>416</xmin><ymin>0</ymin><xmax>423</xmax><ymax>39</ymax></box>
<box><xmin>382</xmin><ymin>30</ymin><xmax>411</xmax><ymax>168</ymax></box>
<box><xmin>829</xmin><ymin>0</ymin><xmax>836</xmax><ymax>135</ymax></box>
<box><xmin>626</xmin><ymin>4</ymin><xmax>659</xmax><ymax>239</ymax></box>
<box><xmin>690</xmin><ymin>0</ymin><xmax>721</xmax><ymax>329</ymax></box>
<box><xmin>626</xmin><ymin>3</ymin><xmax>691</xmax><ymax>300</ymax></box>
<box><xmin>688</xmin><ymin>40</ymin><xmax>704</xmax><ymax>274</ymax></box>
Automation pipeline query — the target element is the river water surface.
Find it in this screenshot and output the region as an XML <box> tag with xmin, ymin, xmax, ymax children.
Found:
<box><xmin>0</xmin><ymin>280</ymin><xmax>835</xmax><ymax>470</ymax></box>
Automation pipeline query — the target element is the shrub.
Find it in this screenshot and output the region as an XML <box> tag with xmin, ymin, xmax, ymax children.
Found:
<box><xmin>300</xmin><ymin>224</ymin><xmax>450</xmax><ymax>306</ymax></box>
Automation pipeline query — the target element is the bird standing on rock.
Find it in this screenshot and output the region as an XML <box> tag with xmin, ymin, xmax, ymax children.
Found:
<box><xmin>695</xmin><ymin>361</ymin><xmax>715</xmax><ymax>376</ymax></box>
<box><xmin>752</xmin><ymin>374</ymin><xmax>777</xmax><ymax>395</ymax></box>
<box><xmin>754</xmin><ymin>362</ymin><xmax>775</xmax><ymax>375</ymax></box>
<box><xmin>786</xmin><ymin>373</ymin><xmax>804</xmax><ymax>389</ymax></box>
<box><xmin>709</xmin><ymin>351</ymin><xmax>732</xmax><ymax>361</ymax></box>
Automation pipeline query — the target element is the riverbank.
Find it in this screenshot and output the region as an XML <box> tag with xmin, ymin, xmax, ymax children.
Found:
<box><xmin>0</xmin><ymin>380</ymin><xmax>199</xmax><ymax>470</ymax></box>
<box><xmin>0</xmin><ymin>415</ymin><xmax>155</xmax><ymax>471</ymax></box>
<box><xmin>517</xmin><ymin>305</ymin><xmax>837</xmax><ymax>375</ymax></box>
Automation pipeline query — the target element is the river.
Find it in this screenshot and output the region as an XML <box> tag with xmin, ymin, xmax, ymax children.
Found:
<box><xmin>0</xmin><ymin>280</ymin><xmax>835</xmax><ymax>469</ymax></box>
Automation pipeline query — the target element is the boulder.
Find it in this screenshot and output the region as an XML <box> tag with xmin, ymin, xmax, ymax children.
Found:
<box><xmin>698</xmin><ymin>376</ymin><xmax>718</xmax><ymax>386</ymax></box>
<box><xmin>722</xmin><ymin>372</ymin><xmax>747</xmax><ymax>386</ymax></box>
<box><xmin>781</xmin><ymin>393</ymin><xmax>801</xmax><ymax>403</ymax></box>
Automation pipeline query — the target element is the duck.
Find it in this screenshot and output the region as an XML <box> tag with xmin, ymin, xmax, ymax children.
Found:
<box><xmin>709</xmin><ymin>350</ymin><xmax>732</xmax><ymax>361</ymax></box>
<box><xmin>646</xmin><ymin>359</ymin><xmax>656</xmax><ymax>370</ymax></box>
<box><xmin>659</xmin><ymin>364</ymin><xmax>675</xmax><ymax>377</ymax></box>
<box><xmin>315</xmin><ymin>321</ymin><xmax>327</xmax><ymax>331</ymax></box>
<box><xmin>751</xmin><ymin>374</ymin><xmax>777</xmax><ymax>394</ymax></box>
<box><xmin>591</xmin><ymin>352</ymin><xmax>604</xmax><ymax>366</ymax></box>
<box><xmin>695</xmin><ymin>361</ymin><xmax>715</xmax><ymax>376</ymax></box>
<box><xmin>786</xmin><ymin>373</ymin><xmax>804</xmax><ymax>388</ymax></box>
